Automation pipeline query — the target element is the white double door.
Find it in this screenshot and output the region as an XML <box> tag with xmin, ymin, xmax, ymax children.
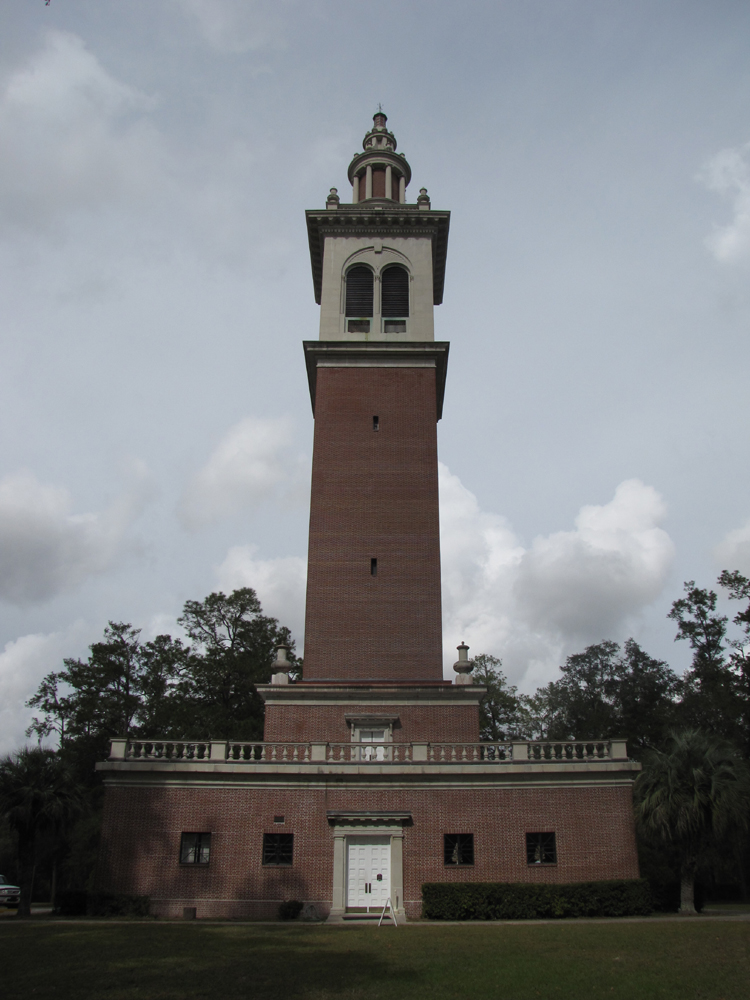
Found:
<box><xmin>347</xmin><ymin>836</ymin><xmax>391</xmax><ymax>910</ymax></box>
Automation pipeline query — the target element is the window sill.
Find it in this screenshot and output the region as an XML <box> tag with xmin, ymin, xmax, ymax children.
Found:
<box><xmin>527</xmin><ymin>862</ymin><xmax>557</xmax><ymax>867</ymax></box>
<box><xmin>179</xmin><ymin>862</ymin><xmax>210</xmax><ymax>867</ymax></box>
<box><xmin>262</xmin><ymin>863</ymin><xmax>293</xmax><ymax>868</ymax></box>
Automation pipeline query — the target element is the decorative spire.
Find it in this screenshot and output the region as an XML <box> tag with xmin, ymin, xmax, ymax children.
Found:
<box><xmin>348</xmin><ymin>111</ymin><xmax>412</xmax><ymax>204</ymax></box>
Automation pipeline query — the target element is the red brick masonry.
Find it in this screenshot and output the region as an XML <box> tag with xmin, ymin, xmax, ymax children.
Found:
<box><xmin>303</xmin><ymin>366</ymin><xmax>444</xmax><ymax>682</ymax></box>
<box><xmin>98</xmin><ymin>782</ymin><xmax>639</xmax><ymax>920</ymax></box>
<box><xmin>263</xmin><ymin>698</ymin><xmax>480</xmax><ymax>744</ymax></box>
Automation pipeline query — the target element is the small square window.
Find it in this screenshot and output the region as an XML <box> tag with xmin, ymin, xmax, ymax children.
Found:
<box><xmin>444</xmin><ymin>833</ymin><xmax>474</xmax><ymax>866</ymax></box>
<box><xmin>263</xmin><ymin>833</ymin><xmax>293</xmax><ymax>866</ymax></box>
<box><xmin>273</xmin><ymin>815</ymin><xmax>285</xmax><ymax>824</ymax></box>
<box><xmin>526</xmin><ymin>832</ymin><xmax>556</xmax><ymax>865</ymax></box>
<box><xmin>180</xmin><ymin>832</ymin><xmax>211</xmax><ymax>865</ymax></box>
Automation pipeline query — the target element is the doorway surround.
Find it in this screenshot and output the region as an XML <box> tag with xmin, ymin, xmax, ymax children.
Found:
<box><xmin>326</xmin><ymin>810</ymin><xmax>410</xmax><ymax>922</ymax></box>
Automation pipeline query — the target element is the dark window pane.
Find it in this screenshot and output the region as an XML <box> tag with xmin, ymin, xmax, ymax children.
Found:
<box><xmin>381</xmin><ymin>266</ymin><xmax>409</xmax><ymax>317</ymax></box>
<box><xmin>180</xmin><ymin>832</ymin><xmax>211</xmax><ymax>864</ymax></box>
<box><xmin>346</xmin><ymin>266</ymin><xmax>373</xmax><ymax>317</ymax></box>
<box><xmin>444</xmin><ymin>833</ymin><xmax>474</xmax><ymax>866</ymax></box>
<box><xmin>526</xmin><ymin>832</ymin><xmax>556</xmax><ymax>864</ymax></box>
<box><xmin>263</xmin><ymin>833</ymin><xmax>294</xmax><ymax>866</ymax></box>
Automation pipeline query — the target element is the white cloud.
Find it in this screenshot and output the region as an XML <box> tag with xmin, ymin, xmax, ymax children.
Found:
<box><xmin>179</xmin><ymin>416</ymin><xmax>303</xmax><ymax>527</ymax></box>
<box><xmin>0</xmin><ymin>30</ymin><xmax>164</xmax><ymax>233</ymax></box>
<box><xmin>700</xmin><ymin>142</ymin><xmax>750</xmax><ymax>262</ymax></box>
<box><xmin>440</xmin><ymin>468</ymin><xmax>675</xmax><ymax>690</ymax></box>
<box><xmin>715</xmin><ymin>518</ymin><xmax>750</xmax><ymax>575</ymax></box>
<box><xmin>210</xmin><ymin>467</ymin><xmax>674</xmax><ymax>684</ymax></box>
<box><xmin>216</xmin><ymin>544</ymin><xmax>306</xmax><ymax>640</ymax></box>
<box><xmin>174</xmin><ymin>0</ymin><xmax>288</xmax><ymax>53</ymax></box>
<box><xmin>0</xmin><ymin>623</ymin><xmax>88</xmax><ymax>755</ymax></box>
<box><xmin>0</xmin><ymin>467</ymin><xmax>148</xmax><ymax>604</ymax></box>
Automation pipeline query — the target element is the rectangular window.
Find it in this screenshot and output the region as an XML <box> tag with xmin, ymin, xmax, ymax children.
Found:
<box><xmin>444</xmin><ymin>834</ymin><xmax>474</xmax><ymax>866</ymax></box>
<box><xmin>371</xmin><ymin>558</ymin><xmax>377</xmax><ymax>576</ymax></box>
<box><xmin>263</xmin><ymin>833</ymin><xmax>294</xmax><ymax>866</ymax></box>
<box><xmin>180</xmin><ymin>832</ymin><xmax>211</xmax><ymax>865</ymax></box>
<box><xmin>526</xmin><ymin>832</ymin><xmax>556</xmax><ymax>865</ymax></box>
<box><xmin>347</xmin><ymin>319</ymin><xmax>370</xmax><ymax>333</ymax></box>
<box><xmin>373</xmin><ymin>415</ymin><xmax>379</xmax><ymax>431</ymax></box>
<box><xmin>273</xmin><ymin>815</ymin><xmax>285</xmax><ymax>824</ymax></box>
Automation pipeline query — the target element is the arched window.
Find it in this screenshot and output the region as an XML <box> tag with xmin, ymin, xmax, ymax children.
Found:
<box><xmin>381</xmin><ymin>265</ymin><xmax>409</xmax><ymax>317</ymax></box>
<box><xmin>345</xmin><ymin>265</ymin><xmax>374</xmax><ymax>317</ymax></box>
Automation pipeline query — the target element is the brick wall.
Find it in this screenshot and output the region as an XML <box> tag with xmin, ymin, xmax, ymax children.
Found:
<box><xmin>263</xmin><ymin>701</ymin><xmax>480</xmax><ymax>743</ymax></box>
<box><xmin>99</xmin><ymin>781</ymin><xmax>639</xmax><ymax>920</ymax></box>
<box><xmin>303</xmin><ymin>366</ymin><xmax>443</xmax><ymax>682</ymax></box>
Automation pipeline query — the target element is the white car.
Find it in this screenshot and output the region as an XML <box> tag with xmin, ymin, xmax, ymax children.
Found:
<box><xmin>0</xmin><ymin>875</ymin><xmax>20</xmax><ymax>907</ymax></box>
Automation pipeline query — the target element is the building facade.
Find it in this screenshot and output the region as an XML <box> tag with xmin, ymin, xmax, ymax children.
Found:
<box><xmin>97</xmin><ymin>114</ymin><xmax>641</xmax><ymax>921</ymax></box>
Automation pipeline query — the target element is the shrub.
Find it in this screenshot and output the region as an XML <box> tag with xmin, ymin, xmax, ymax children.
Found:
<box><xmin>55</xmin><ymin>889</ymin><xmax>150</xmax><ymax>917</ymax></box>
<box><xmin>421</xmin><ymin>879</ymin><xmax>652</xmax><ymax>920</ymax></box>
<box><xmin>278</xmin><ymin>899</ymin><xmax>304</xmax><ymax>920</ymax></box>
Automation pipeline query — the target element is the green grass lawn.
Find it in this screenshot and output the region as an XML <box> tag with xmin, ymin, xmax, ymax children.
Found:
<box><xmin>3</xmin><ymin>920</ymin><xmax>749</xmax><ymax>1000</ymax></box>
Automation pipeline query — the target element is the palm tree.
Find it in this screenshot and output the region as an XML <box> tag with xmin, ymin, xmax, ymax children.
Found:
<box><xmin>0</xmin><ymin>747</ymin><xmax>83</xmax><ymax>918</ymax></box>
<box><xmin>634</xmin><ymin>730</ymin><xmax>750</xmax><ymax>913</ymax></box>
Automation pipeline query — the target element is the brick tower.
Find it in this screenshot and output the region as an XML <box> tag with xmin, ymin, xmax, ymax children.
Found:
<box><xmin>261</xmin><ymin>111</ymin><xmax>481</xmax><ymax>750</ymax></box>
<box><xmin>303</xmin><ymin>111</ymin><xmax>449</xmax><ymax>683</ymax></box>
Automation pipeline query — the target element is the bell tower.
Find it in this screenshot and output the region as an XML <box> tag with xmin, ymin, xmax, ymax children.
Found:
<box><xmin>260</xmin><ymin>112</ymin><xmax>478</xmax><ymax>747</ymax></box>
<box><xmin>302</xmin><ymin>112</ymin><xmax>451</xmax><ymax>682</ymax></box>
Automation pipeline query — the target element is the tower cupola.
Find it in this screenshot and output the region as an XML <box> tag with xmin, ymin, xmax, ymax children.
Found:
<box><xmin>348</xmin><ymin>110</ymin><xmax>412</xmax><ymax>203</ymax></box>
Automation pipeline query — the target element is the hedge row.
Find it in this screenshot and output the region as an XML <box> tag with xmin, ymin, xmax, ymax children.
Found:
<box><xmin>55</xmin><ymin>889</ymin><xmax>151</xmax><ymax>917</ymax></box>
<box><xmin>421</xmin><ymin>879</ymin><xmax>652</xmax><ymax>920</ymax></box>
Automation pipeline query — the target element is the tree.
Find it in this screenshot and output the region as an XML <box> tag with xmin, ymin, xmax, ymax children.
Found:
<box><xmin>718</xmin><ymin>570</ymin><xmax>750</xmax><ymax>754</ymax></box>
<box><xmin>472</xmin><ymin>655</ymin><xmax>529</xmax><ymax>741</ymax></box>
<box><xmin>534</xmin><ymin>640</ymin><xmax>679</xmax><ymax>754</ymax></box>
<box><xmin>26</xmin><ymin>588</ymin><xmax>297</xmax><ymax>751</ymax></box>
<box><xmin>669</xmin><ymin>580</ymin><xmax>745</xmax><ymax>744</ymax></box>
<box><xmin>0</xmin><ymin>748</ymin><xmax>83</xmax><ymax>918</ymax></box>
<box><xmin>176</xmin><ymin>588</ymin><xmax>298</xmax><ymax>741</ymax></box>
<box><xmin>634</xmin><ymin>730</ymin><xmax>750</xmax><ymax>913</ymax></box>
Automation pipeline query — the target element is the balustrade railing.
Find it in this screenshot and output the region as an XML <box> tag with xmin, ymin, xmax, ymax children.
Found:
<box><xmin>325</xmin><ymin>743</ymin><xmax>413</xmax><ymax>763</ymax></box>
<box><xmin>126</xmin><ymin>741</ymin><xmax>211</xmax><ymax>760</ymax></box>
<box><xmin>225</xmin><ymin>742</ymin><xmax>311</xmax><ymax>762</ymax></box>
<box><xmin>115</xmin><ymin>738</ymin><xmax>626</xmax><ymax>764</ymax></box>
<box><xmin>522</xmin><ymin>741</ymin><xmax>611</xmax><ymax>761</ymax></box>
<box><xmin>428</xmin><ymin>742</ymin><xmax>513</xmax><ymax>762</ymax></box>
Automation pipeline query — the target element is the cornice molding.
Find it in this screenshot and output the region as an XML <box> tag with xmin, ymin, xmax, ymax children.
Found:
<box><xmin>306</xmin><ymin>207</ymin><xmax>450</xmax><ymax>306</ymax></box>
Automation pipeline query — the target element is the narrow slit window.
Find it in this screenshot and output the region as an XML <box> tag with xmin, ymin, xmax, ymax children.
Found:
<box><xmin>371</xmin><ymin>558</ymin><xmax>377</xmax><ymax>577</ymax></box>
<box><xmin>373</xmin><ymin>415</ymin><xmax>379</xmax><ymax>431</ymax></box>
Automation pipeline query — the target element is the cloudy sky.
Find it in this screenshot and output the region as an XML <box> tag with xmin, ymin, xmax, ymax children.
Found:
<box><xmin>2</xmin><ymin>0</ymin><xmax>750</xmax><ymax>750</ymax></box>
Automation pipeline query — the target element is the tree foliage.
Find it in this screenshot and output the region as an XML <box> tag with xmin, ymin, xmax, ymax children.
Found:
<box><xmin>0</xmin><ymin>748</ymin><xmax>83</xmax><ymax>917</ymax></box>
<box><xmin>634</xmin><ymin>730</ymin><xmax>750</xmax><ymax>913</ymax></box>
<box><xmin>26</xmin><ymin>588</ymin><xmax>298</xmax><ymax>752</ymax></box>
